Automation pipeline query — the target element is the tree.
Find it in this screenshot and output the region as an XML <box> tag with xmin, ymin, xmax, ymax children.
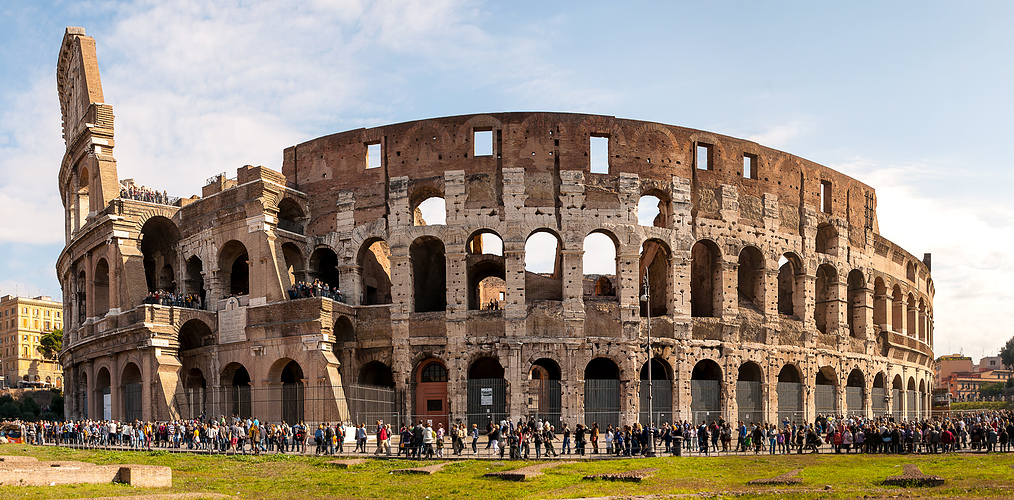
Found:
<box><xmin>1001</xmin><ymin>336</ymin><xmax>1014</xmax><ymax>370</ymax></box>
<box><xmin>39</xmin><ymin>329</ymin><xmax>62</xmax><ymax>360</ymax></box>
<box><xmin>980</xmin><ymin>381</ymin><xmax>1005</xmax><ymax>399</ymax></box>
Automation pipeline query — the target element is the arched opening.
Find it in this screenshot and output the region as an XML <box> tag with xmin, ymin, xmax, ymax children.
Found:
<box><xmin>185</xmin><ymin>256</ymin><xmax>205</xmax><ymax>306</ymax></box>
<box><xmin>411</xmin><ymin>236</ymin><xmax>447</xmax><ymax>312</ymax></box>
<box><xmin>639</xmin><ymin>358</ymin><xmax>673</xmax><ymax>425</ymax></box>
<box><xmin>95</xmin><ymin>367</ymin><xmax>110</xmax><ymax>420</ymax></box>
<box><xmin>359</xmin><ymin>239</ymin><xmax>392</xmax><ymax>305</ymax></box>
<box><xmin>333</xmin><ymin>316</ymin><xmax>354</xmax><ymax>344</ymax></box>
<box><xmin>308</xmin><ymin>247</ymin><xmax>341</xmax><ymax>292</ymax></box>
<box><xmin>815</xmin><ymin>367</ymin><xmax>838</xmax><ymax>416</ymax></box>
<box><xmin>140</xmin><ymin>216</ymin><xmax>181</xmax><ymax>293</ymax></box>
<box><xmin>177</xmin><ymin>319</ymin><xmax>210</xmax><ymax>354</ymax></box>
<box><xmin>814</xmin><ymin>264</ymin><xmax>838</xmax><ymax>335</ymax></box>
<box><xmin>847</xmin><ymin>269</ymin><xmax>867</xmax><ymax>338</ymax></box>
<box><xmin>906</xmin><ymin>377</ymin><xmax>917</xmax><ymax>421</ymax></box>
<box><xmin>121</xmin><ymin>363</ymin><xmax>142</xmax><ymax>422</ymax></box>
<box><xmin>690</xmin><ymin>360</ymin><xmax>722</xmax><ymax>423</ymax></box>
<box><xmin>525</xmin><ymin>230</ymin><xmax>563</xmax><ymax>301</ymax></box>
<box><xmin>75</xmin><ymin>165</ymin><xmax>90</xmax><ymax>230</ymax></box>
<box><xmin>640</xmin><ymin>239</ymin><xmax>672</xmax><ymax>317</ymax></box>
<box><xmin>280</xmin><ymin>360</ymin><xmax>304</xmax><ymax>423</ymax></box>
<box><xmin>349</xmin><ymin>361</ymin><xmax>397</xmax><ymax>429</ymax></box>
<box><xmin>277</xmin><ymin>198</ymin><xmax>305</xmax><ymax>234</ymax></box>
<box><xmin>77</xmin><ymin>372</ymin><xmax>88</xmax><ymax>420</ymax></box>
<box><xmin>872</xmin><ymin>372</ymin><xmax>887</xmax><ymax>416</ymax></box>
<box><xmin>846</xmin><ymin>369</ymin><xmax>865</xmax><ymax>415</ymax></box>
<box><xmin>736</xmin><ymin>362</ymin><xmax>764</xmax><ymax>423</ymax></box>
<box><xmin>815</xmin><ymin>223</ymin><xmax>838</xmax><ymax>255</ymax></box>
<box><xmin>219</xmin><ymin>240</ymin><xmax>249</xmax><ymax>296</ymax></box>
<box><xmin>776</xmin><ymin>364</ymin><xmax>803</xmax><ymax>423</ymax></box>
<box><xmin>76</xmin><ymin>270</ymin><xmax>87</xmax><ymax>325</ymax></box>
<box><xmin>94</xmin><ymin>259</ymin><xmax>110</xmax><ymax>316</ymax></box>
<box><xmin>906</xmin><ymin>261</ymin><xmax>916</xmax><ymax>282</ymax></box>
<box><xmin>691</xmin><ymin>240</ymin><xmax>720</xmax><ymax>318</ymax></box>
<box><xmin>584</xmin><ymin>231</ymin><xmax>618</xmax><ymax>298</ymax></box>
<box><xmin>918</xmin><ymin>379</ymin><xmax>927</xmax><ymax>420</ymax></box>
<box><xmin>412</xmin><ymin>191</ymin><xmax>446</xmax><ymax>226</ymax></box>
<box><xmin>907</xmin><ymin>293</ymin><xmax>918</xmax><ymax>339</ymax></box>
<box><xmin>873</xmin><ymin>277</ymin><xmax>887</xmax><ymax>329</ymax></box>
<box><xmin>892</xmin><ymin>285</ymin><xmax>904</xmax><ymax>334</ymax></box>
<box><xmin>221</xmin><ymin>363</ymin><xmax>252</xmax><ymax>418</ymax></box>
<box><xmin>183</xmin><ymin>368</ymin><xmax>207</xmax><ymax>419</ymax></box>
<box><xmin>467</xmin><ymin>357</ymin><xmax>507</xmax><ymax>428</ymax></box>
<box><xmin>777</xmin><ymin>253</ymin><xmax>803</xmax><ymax>317</ymax></box>
<box><xmin>281</xmin><ymin>242</ymin><xmax>304</xmax><ymax>289</ymax></box>
<box><xmin>637</xmin><ymin>193</ymin><xmax>670</xmax><ymax>228</ymax></box>
<box><xmin>918</xmin><ymin>299</ymin><xmax>927</xmax><ymax>342</ymax></box>
<box><xmin>585</xmin><ymin>357</ymin><xmax>621</xmax><ymax>426</ymax></box>
<box><xmin>529</xmin><ymin>358</ymin><xmax>562</xmax><ymax>424</ymax></box>
<box><xmin>466</xmin><ymin>230</ymin><xmax>505</xmax><ymax>310</ymax></box>
<box><xmin>737</xmin><ymin>246</ymin><xmax>764</xmax><ymax>312</ymax></box>
<box><xmin>415</xmin><ymin>359</ymin><xmax>448</xmax><ymax>430</ymax></box>
<box><xmin>892</xmin><ymin>375</ymin><xmax>904</xmax><ymax>420</ymax></box>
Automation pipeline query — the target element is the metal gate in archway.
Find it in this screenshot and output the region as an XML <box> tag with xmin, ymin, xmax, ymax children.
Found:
<box><xmin>124</xmin><ymin>383</ymin><xmax>142</xmax><ymax>422</ymax></box>
<box><xmin>639</xmin><ymin>380</ymin><xmax>672</xmax><ymax>425</ymax></box>
<box><xmin>528</xmin><ymin>379</ymin><xmax>561</xmax><ymax>425</ymax></box>
<box><xmin>845</xmin><ymin>387</ymin><xmax>864</xmax><ymax>415</ymax></box>
<box><xmin>777</xmin><ymin>382</ymin><xmax>803</xmax><ymax>424</ymax></box>
<box><xmin>691</xmin><ymin>379</ymin><xmax>721</xmax><ymax>424</ymax></box>
<box><xmin>736</xmin><ymin>381</ymin><xmax>763</xmax><ymax>424</ymax></box>
<box><xmin>467</xmin><ymin>378</ymin><xmax>507</xmax><ymax>429</ymax></box>
<box><xmin>281</xmin><ymin>382</ymin><xmax>304</xmax><ymax>423</ymax></box>
<box><xmin>872</xmin><ymin>387</ymin><xmax>886</xmax><ymax>416</ymax></box>
<box><xmin>585</xmin><ymin>379</ymin><xmax>621</xmax><ymax>426</ymax></box>
<box><xmin>815</xmin><ymin>385</ymin><xmax>837</xmax><ymax>415</ymax></box>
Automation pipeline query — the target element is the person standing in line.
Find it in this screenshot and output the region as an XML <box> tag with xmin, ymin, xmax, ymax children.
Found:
<box><xmin>471</xmin><ymin>423</ymin><xmax>479</xmax><ymax>455</ymax></box>
<box><xmin>561</xmin><ymin>424</ymin><xmax>571</xmax><ymax>455</ymax></box>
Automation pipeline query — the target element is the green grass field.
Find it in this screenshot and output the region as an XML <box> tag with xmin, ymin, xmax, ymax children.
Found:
<box><xmin>2</xmin><ymin>444</ymin><xmax>1014</xmax><ymax>499</ymax></box>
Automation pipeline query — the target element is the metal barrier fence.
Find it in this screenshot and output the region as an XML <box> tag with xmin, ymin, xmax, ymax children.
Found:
<box><xmin>815</xmin><ymin>384</ymin><xmax>837</xmax><ymax>414</ymax></box>
<box><xmin>736</xmin><ymin>381</ymin><xmax>763</xmax><ymax>423</ymax></box>
<box><xmin>845</xmin><ymin>386</ymin><xmax>863</xmax><ymax>414</ymax></box>
<box><xmin>690</xmin><ymin>379</ymin><xmax>719</xmax><ymax>424</ymax></box>
<box><xmin>528</xmin><ymin>379</ymin><xmax>562</xmax><ymax>425</ymax></box>
<box><xmin>638</xmin><ymin>380</ymin><xmax>673</xmax><ymax>425</ymax></box>
<box><xmin>776</xmin><ymin>382</ymin><xmax>803</xmax><ymax>424</ymax></box>
<box><xmin>584</xmin><ymin>379</ymin><xmax>621</xmax><ymax>426</ymax></box>
<box><xmin>872</xmin><ymin>387</ymin><xmax>886</xmax><ymax>416</ymax></box>
<box><xmin>466</xmin><ymin>378</ymin><xmax>508</xmax><ymax>429</ymax></box>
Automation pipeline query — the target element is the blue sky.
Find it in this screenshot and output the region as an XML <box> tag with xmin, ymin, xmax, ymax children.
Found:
<box><xmin>1</xmin><ymin>1</ymin><xmax>1012</xmax><ymax>359</ymax></box>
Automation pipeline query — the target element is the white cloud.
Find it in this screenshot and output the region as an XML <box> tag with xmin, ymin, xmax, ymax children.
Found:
<box><xmin>833</xmin><ymin>158</ymin><xmax>1014</xmax><ymax>358</ymax></box>
<box><xmin>746</xmin><ymin>119</ymin><xmax>809</xmax><ymax>150</ymax></box>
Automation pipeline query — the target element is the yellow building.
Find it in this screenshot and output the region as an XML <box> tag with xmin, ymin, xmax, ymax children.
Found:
<box><xmin>0</xmin><ymin>295</ymin><xmax>63</xmax><ymax>389</ymax></box>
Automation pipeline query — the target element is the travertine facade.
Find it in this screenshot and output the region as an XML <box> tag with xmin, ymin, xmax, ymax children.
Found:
<box><xmin>57</xmin><ymin>27</ymin><xmax>934</xmax><ymax>426</ymax></box>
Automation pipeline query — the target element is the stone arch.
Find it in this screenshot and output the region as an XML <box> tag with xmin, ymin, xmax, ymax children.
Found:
<box><xmin>814</xmin><ymin>264</ymin><xmax>838</xmax><ymax>334</ymax></box>
<box><xmin>281</xmin><ymin>242</ymin><xmax>305</xmax><ymax>289</ymax></box>
<box><xmin>690</xmin><ymin>359</ymin><xmax>722</xmax><ymax>423</ymax></box>
<box><xmin>333</xmin><ymin>315</ymin><xmax>354</xmax><ymax>344</ymax></box>
<box><xmin>918</xmin><ymin>298</ymin><xmax>927</xmax><ymax>342</ymax></box>
<box><xmin>776</xmin><ymin>363</ymin><xmax>803</xmax><ymax>423</ymax></box>
<box><xmin>892</xmin><ymin>284</ymin><xmax>905</xmax><ymax>334</ymax></box>
<box><xmin>358</xmin><ymin>238</ymin><xmax>392</xmax><ymax>305</ymax></box>
<box><xmin>873</xmin><ymin>277</ymin><xmax>888</xmax><ymax>327</ymax></box>
<box><xmin>640</xmin><ymin>238</ymin><xmax>672</xmax><ymax>317</ymax></box>
<box><xmin>907</xmin><ymin>292</ymin><xmax>918</xmax><ymax>338</ymax></box>
<box><xmin>410</xmin><ymin>186</ymin><xmax>446</xmax><ymax>226</ymax></box>
<box><xmin>737</xmin><ymin>361</ymin><xmax>764</xmax><ymax>423</ymax></box>
<box><xmin>637</xmin><ymin>189</ymin><xmax>671</xmax><ymax>228</ymax></box>
<box><xmin>691</xmin><ymin>240</ymin><xmax>721</xmax><ymax>318</ymax></box>
<box><xmin>358</xmin><ymin>361</ymin><xmax>394</xmax><ymax>387</ymax></box>
<box><xmin>906</xmin><ymin>261</ymin><xmax>916</xmax><ymax>282</ymax></box>
<box><xmin>140</xmin><ymin>216</ymin><xmax>181</xmax><ymax>293</ymax></box>
<box><xmin>872</xmin><ymin>371</ymin><xmax>887</xmax><ymax>416</ymax></box>
<box><xmin>276</xmin><ymin>197</ymin><xmax>305</xmax><ymax>234</ymax></box>
<box><xmin>185</xmin><ymin>255</ymin><xmax>205</xmax><ymax>304</ymax></box>
<box><xmin>308</xmin><ymin>246</ymin><xmax>340</xmax><ymax>291</ymax></box>
<box><xmin>221</xmin><ymin>362</ymin><xmax>252</xmax><ymax>418</ymax></box>
<box><xmin>847</xmin><ymin>269</ymin><xmax>867</xmax><ymax>338</ymax></box>
<box><xmin>94</xmin><ymin>366</ymin><xmax>111</xmax><ymax>420</ymax></box>
<box><xmin>640</xmin><ymin>357</ymin><xmax>673</xmax><ymax>424</ymax></box>
<box><xmin>525</xmin><ymin>229</ymin><xmax>563</xmax><ymax>300</ymax></box>
<box><xmin>815</xmin><ymin>366</ymin><xmax>838</xmax><ymax>416</ymax></box>
<box><xmin>219</xmin><ymin>240</ymin><xmax>249</xmax><ymax>296</ymax></box>
<box><xmin>121</xmin><ymin>362</ymin><xmax>142</xmax><ymax>421</ymax></box>
<box><xmin>778</xmin><ymin>252</ymin><xmax>803</xmax><ymax>317</ymax></box>
<box><xmin>584</xmin><ymin>229</ymin><xmax>618</xmax><ymax>298</ymax></box>
<box><xmin>274</xmin><ymin>358</ymin><xmax>305</xmax><ymax>423</ymax></box>
<box><xmin>177</xmin><ymin>318</ymin><xmax>212</xmax><ymax>353</ymax></box>
<box><xmin>93</xmin><ymin>258</ymin><xmax>110</xmax><ymax>316</ymax></box>
<box><xmin>529</xmin><ymin>357</ymin><xmax>562</xmax><ymax>424</ymax></box>
<box><xmin>411</xmin><ymin>236</ymin><xmax>447</xmax><ymax>312</ymax></box>
<box><xmin>466</xmin><ymin>229</ymin><xmax>505</xmax><ymax>310</ymax></box>
<box><xmin>846</xmin><ymin>368</ymin><xmax>865</xmax><ymax>415</ymax></box>
<box><xmin>815</xmin><ymin>223</ymin><xmax>838</xmax><ymax>255</ymax></box>
<box><xmin>585</xmin><ymin>357</ymin><xmax>621</xmax><ymax>426</ymax></box>
<box><xmin>737</xmin><ymin>246</ymin><xmax>765</xmax><ymax>312</ymax></box>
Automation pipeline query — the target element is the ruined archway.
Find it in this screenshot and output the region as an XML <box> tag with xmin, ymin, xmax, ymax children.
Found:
<box><xmin>639</xmin><ymin>238</ymin><xmax>671</xmax><ymax>317</ymax></box>
<box><xmin>584</xmin><ymin>231</ymin><xmax>618</xmax><ymax>298</ymax></box>
<box><xmin>308</xmin><ymin>247</ymin><xmax>341</xmax><ymax>292</ymax></box>
<box><xmin>221</xmin><ymin>363</ymin><xmax>252</xmax><ymax>418</ymax></box>
<box><xmin>140</xmin><ymin>216</ymin><xmax>181</xmax><ymax>293</ymax></box>
<box><xmin>411</xmin><ymin>236</ymin><xmax>446</xmax><ymax>312</ymax></box>
<box><xmin>736</xmin><ymin>362</ymin><xmax>764</xmax><ymax>423</ymax></box>
<box><xmin>776</xmin><ymin>364</ymin><xmax>803</xmax><ymax>423</ymax></box>
<box><xmin>639</xmin><ymin>358</ymin><xmax>673</xmax><ymax>425</ymax></box>
<box><xmin>815</xmin><ymin>264</ymin><xmax>838</xmax><ymax>335</ymax></box>
<box><xmin>585</xmin><ymin>357</ymin><xmax>621</xmax><ymax>426</ymax></box>
<box><xmin>525</xmin><ymin>230</ymin><xmax>563</xmax><ymax>301</ymax></box>
<box><xmin>737</xmin><ymin>246</ymin><xmax>764</xmax><ymax>312</ymax></box>
<box><xmin>467</xmin><ymin>357</ymin><xmax>507</xmax><ymax>428</ymax></box>
<box><xmin>846</xmin><ymin>369</ymin><xmax>865</xmax><ymax>415</ymax></box>
<box><xmin>185</xmin><ymin>256</ymin><xmax>205</xmax><ymax>306</ymax></box>
<box><xmin>94</xmin><ymin>258</ymin><xmax>109</xmax><ymax>316</ymax></box>
<box><xmin>847</xmin><ymin>269</ymin><xmax>867</xmax><ymax>338</ymax></box>
<box><xmin>690</xmin><ymin>359</ymin><xmax>722</xmax><ymax>423</ymax></box>
<box><xmin>815</xmin><ymin>366</ymin><xmax>838</xmax><ymax>416</ymax></box>
<box><xmin>277</xmin><ymin>198</ymin><xmax>305</xmax><ymax>234</ymax></box>
<box><xmin>281</xmin><ymin>242</ymin><xmax>304</xmax><ymax>289</ymax></box>
<box><xmin>279</xmin><ymin>359</ymin><xmax>305</xmax><ymax>423</ymax></box>
<box><xmin>359</xmin><ymin>239</ymin><xmax>392</xmax><ymax>305</ymax></box>
<box><xmin>691</xmin><ymin>240</ymin><xmax>720</xmax><ymax>318</ymax></box>
<box><xmin>121</xmin><ymin>362</ymin><xmax>142</xmax><ymax>422</ymax></box>
<box><xmin>219</xmin><ymin>240</ymin><xmax>249</xmax><ymax>296</ymax></box>
<box><xmin>778</xmin><ymin>253</ymin><xmax>803</xmax><ymax>317</ymax></box>
<box><xmin>466</xmin><ymin>230</ymin><xmax>505</xmax><ymax>310</ymax></box>
<box><xmin>530</xmin><ymin>358</ymin><xmax>562</xmax><ymax>424</ymax></box>
<box><xmin>815</xmin><ymin>223</ymin><xmax>838</xmax><ymax>255</ymax></box>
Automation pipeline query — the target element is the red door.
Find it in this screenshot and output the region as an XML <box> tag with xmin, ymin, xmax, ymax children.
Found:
<box><xmin>415</xmin><ymin>361</ymin><xmax>448</xmax><ymax>429</ymax></box>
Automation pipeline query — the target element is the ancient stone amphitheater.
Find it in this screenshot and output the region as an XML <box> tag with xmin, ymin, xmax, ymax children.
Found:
<box><xmin>57</xmin><ymin>27</ymin><xmax>934</xmax><ymax>427</ymax></box>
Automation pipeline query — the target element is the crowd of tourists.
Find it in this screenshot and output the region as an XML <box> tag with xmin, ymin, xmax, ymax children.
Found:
<box><xmin>288</xmin><ymin>280</ymin><xmax>345</xmax><ymax>303</ymax></box>
<box><xmin>142</xmin><ymin>291</ymin><xmax>205</xmax><ymax>310</ymax></box>
<box><xmin>120</xmin><ymin>185</ymin><xmax>177</xmax><ymax>206</ymax></box>
<box><xmin>6</xmin><ymin>410</ymin><xmax>1014</xmax><ymax>459</ymax></box>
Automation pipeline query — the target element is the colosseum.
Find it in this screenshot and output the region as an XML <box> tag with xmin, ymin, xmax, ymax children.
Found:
<box><xmin>56</xmin><ymin>27</ymin><xmax>935</xmax><ymax>428</ymax></box>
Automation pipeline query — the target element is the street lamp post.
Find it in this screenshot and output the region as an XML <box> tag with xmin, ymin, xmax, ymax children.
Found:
<box><xmin>641</xmin><ymin>269</ymin><xmax>656</xmax><ymax>457</ymax></box>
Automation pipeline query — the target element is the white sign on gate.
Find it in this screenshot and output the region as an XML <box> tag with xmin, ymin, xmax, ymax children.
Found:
<box><xmin>103</xmin><ymin>393</ymin><xmax>111</xmax><ymax>420</ymax></box>
<box><xmin>480</xmin><ymin>387</ymin><xmax>493</xmax><ymax>406</ymax></box>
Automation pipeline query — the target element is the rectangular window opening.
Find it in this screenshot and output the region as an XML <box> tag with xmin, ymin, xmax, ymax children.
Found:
<box><xmin>474</xmin><ymin>130</ymin><xmax>493</xmax><ymax>156</ymax></box>
<box><xmin>427</xmin><ymin>399</ymin><xmax>443</xmax><ymax>412</ymax></box>
<box><xmin>743</xmin><ymin>153</ymin><xmax>758</xmax><ymax>179</ymax></box>
<box><xmin>590</xmin><ymin>136</ymin><xmax>609</xmax><ymax>174</ymax></box>
<box><xmin>366</xmin><ymin>142</ymin><xmax>382</xmax><ymax>169</ymax></box>
<box><xmin>820</xmin><ymin>180</ymin><xmax>832</xmax><ymax>213</ymax></box>
<box><xmin>696</xmin><ymin>143</ymin><xmax>712</xmax><ymax>170</ymax></box>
